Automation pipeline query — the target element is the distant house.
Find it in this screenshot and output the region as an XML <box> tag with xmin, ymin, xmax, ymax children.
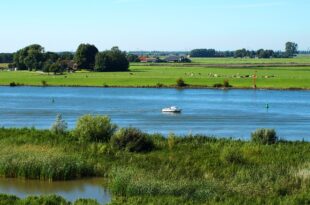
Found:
<box><xmin>164</xmin><ymin>56</ymin><xmax>180</xmax><ymax>63</ymax></box>
<box><xmin>139</xmin><ymin>56</ymin><xmax>159</xmax><ymax>63</ymax></box>
<box><xmin>164</xmin><ymin>56</ymin><xmax>191</xmax><ymax>63</ymax></box>
<box><xmin>60</xmin><ymin>60</ymin><xmax>78</xmax><ymax>72</ymax></box>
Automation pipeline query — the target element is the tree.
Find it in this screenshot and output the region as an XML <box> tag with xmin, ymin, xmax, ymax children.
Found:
<box><xmin>257</xmin><ymin>49</ymin><xmax>274</xmax><ymax>58</ymax></box>
<box><xmin>127</xmin><ymin>53</ymin><xmax>140</xmax><ymax>62</ymax></box>
<box><xmin>43</xmin><ymin>60</ymin><xmax>66</xmax><ymax>75</ymax></box>
<box><xmin>44</xmin><ymin>52</ymin><xmax>59</xmax><ymax>62</ymax></box>
<box><xmin>50</xmin><ymin>114</ymin><xmax>68</xmax><ymax>135</ymax></box>
<box><xmin>13</xmin><ymin>44</ymin><xmax>45</xmax><ymax>70</ymax></box>
<box><xmin>95</xmin><ymin>47</ymin><xmax>129</xmax><ymax>72</ymax></box>
<box><xmin>190</xmin><ymin>49</ymin><xmax>216</xmax><ymax>57</ymax></box>
<box><xmin>285</xmin><ymin>42</ymin><xmax>298</xmax><ymax>57</ymax></box>
<box><xmin>74</xmin><ymin>44</ymin><xmax>98</xmax><ymax>70</ymax></box>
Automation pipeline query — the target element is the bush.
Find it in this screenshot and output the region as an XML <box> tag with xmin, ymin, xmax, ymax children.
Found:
<box><xmin>41</xmin><ymin>80</ymin><xmax>48</xmax><ymax>86</ymax></box>
<box><xmin>74</xmin><ymin>115</ymin><xmax>117</xmax><ymax>143</ymax></box>
<box><xmin>176</xmin><ymin>78</ymin><xmax>187</xmax><ymax>87</ymax></box>
<box><xmin>74</xmin><ymin>199</ymin><xmax>100</xmax><ymax>205</ymax></box>
<box><xmin>251</xmin><ymin>128</ymin><xmax>278</xmax><ymax>145</ymax></box>
<box><xmin>0</xmin><ymin>194</ymin><xmax>19</xmax><ymax>205</ymax></box>
<box><xmin>223</xmin><ymin>79</ymin><xmax>231</xmax><ymax>88</ymax></box>
<box><xmin>9</xmin><ymin>82</ymin><xmax>17</xmax><ymax>87</ymax></box>
<box><xmin>50</xmin><ymin>114</ymin><xmax>68</xmax><ymax>135</ymax></box>
<box><xmin>156</xmin><ymin>83</ymin><xmax>164</xmax><ymax>88</ymax></box>
<box><xmin>111</xmin><ymin>128</ymin><xmax>154</xmax><ymax>152</ymax></box>
<box><xmin>213</xmin><ymin>83</ymin><xmax>223</xmax><ymax>88</ymax></box>
<box><xmin>220</xmin><ymin>147</ymin><xmax>245</xmax><ymax>164</ymax></box>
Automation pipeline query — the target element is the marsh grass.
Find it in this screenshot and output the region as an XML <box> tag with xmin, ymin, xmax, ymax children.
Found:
<box><xmin>0</xmin><ymin>127</ymin><xmax>309</xmax><ymax>204</ymax></box>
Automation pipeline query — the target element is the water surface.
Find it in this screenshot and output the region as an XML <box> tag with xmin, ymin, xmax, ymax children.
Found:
<box><xmin>0</xmin><ymin>178</ymin><xmax>110</xmax><ymax>204</ymax></box>
<box><xmin>0</xmin><ymin>86</ymin><xmax>309</xmax><ymax>140</ymax></box>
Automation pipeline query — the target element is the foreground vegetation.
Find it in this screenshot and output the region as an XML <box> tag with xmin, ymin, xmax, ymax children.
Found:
<box><xmin>0</xmin><ymin>115</ymin><xmax>309</xmax><ymax>204</ymax></box>
<box><xmin>0</xmin><ymin>194</ymin><xmax>100</xmax><ymax>205</ymax></box>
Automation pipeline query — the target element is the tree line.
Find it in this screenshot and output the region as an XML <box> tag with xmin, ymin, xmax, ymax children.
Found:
<box><xmin>10</xmin><ymin>44</ymin><xmax>130</xmax><ymax>73</ymax></box>
<box><xmin>190</xmin><ymin>42</ymin><xmax>299</xmax><ymax>58</ymax></box>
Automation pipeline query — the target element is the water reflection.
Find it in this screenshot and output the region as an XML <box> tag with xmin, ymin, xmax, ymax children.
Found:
<box><xmin>0</xmin><ymin>178</ymin><xmax>111</xmax><ymax>204</ymax></box>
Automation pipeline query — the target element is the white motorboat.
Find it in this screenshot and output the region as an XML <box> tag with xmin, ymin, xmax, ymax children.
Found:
<box><xmin>162</xmin><ymin>106</ymin><xmax>182</xmax><ymax>113</ymax></box>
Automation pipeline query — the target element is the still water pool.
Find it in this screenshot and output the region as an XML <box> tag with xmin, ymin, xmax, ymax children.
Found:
<box><xmin>0</xmin><ymin>178</ymin><xmax>110</xmax><ymax>204</ymax></box>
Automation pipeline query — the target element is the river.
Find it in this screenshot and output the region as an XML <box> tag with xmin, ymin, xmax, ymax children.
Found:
<box><xmin>0</xmin><ymin>86</ymin><xmax>309</xmax><ymax>140</ymax></box>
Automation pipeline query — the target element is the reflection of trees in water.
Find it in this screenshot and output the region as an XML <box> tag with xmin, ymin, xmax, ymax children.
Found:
<box><xmin>0</xmin><ymin>178</ymin><xmax>104</xmax><ymax>193</ymax></box>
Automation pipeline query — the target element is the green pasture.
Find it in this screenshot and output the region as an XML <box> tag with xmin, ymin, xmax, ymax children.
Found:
<box><xmin>1</xmin><ymin>65</ymin><xmax>310</xmax><ymax>89</ymax></box>
<box><xmin>190</xmin><ymin>56</ymin><xmax>310</xmax><ymax>65</ymax></box>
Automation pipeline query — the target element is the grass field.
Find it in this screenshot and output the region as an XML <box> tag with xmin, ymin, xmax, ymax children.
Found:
<box><xmin>190</xmin><ymin>56</ymin><xmax>310</xmax><ymax>65</ymax></box>
<box><xmin>1</xmin><ymin>65</ymin><xmax>310</xmax><ymax>89</ymax></box>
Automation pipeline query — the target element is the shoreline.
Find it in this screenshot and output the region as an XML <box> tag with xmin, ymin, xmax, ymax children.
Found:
<box><xmin>1</xmin><ymin>84</ymin><xmax>309</xmax><ymax>91</ymax></box>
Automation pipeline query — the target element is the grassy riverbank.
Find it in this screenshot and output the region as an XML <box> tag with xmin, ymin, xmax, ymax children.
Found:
<box><xmin>1</xmin><ymin>65</ymin><xmax>310</xmax><ymax>89</ymax></box>
<box><xmin>0</xmin><ymin>124</ymin><xmax>309</xmax><ymax>204</ymax></box>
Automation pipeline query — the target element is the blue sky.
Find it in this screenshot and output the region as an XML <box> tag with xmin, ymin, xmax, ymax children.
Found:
<box><xmin>1</xmin><ymin>0</ymin><xmax>309</xmax><ymax>52</ymax></box>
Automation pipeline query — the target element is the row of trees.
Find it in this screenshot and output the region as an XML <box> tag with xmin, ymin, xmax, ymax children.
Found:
<box><xmin>0</xmin><ymin>53</ymin><xmax>13</xmax><ymax>63</ymax></box>
<box><xmin>12</xmin><ymin>44</ymin><xmax>129</xmax><ymax>73</ymax></box>
<box><xmin>190</xmin><ymin>42</ymin><xmax>299</xmax><ymax>58</ymax></box>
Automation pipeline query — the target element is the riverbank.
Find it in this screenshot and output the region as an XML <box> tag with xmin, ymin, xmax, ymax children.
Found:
<box><xmin>0</xmin><ymin>125</ymin><xmax>309</xmax><ymax>205</ymax></box>
<box><xmin>1</xmin><ymin>64</ymin><xmax>310</xmax><ymax>89</ymax></box>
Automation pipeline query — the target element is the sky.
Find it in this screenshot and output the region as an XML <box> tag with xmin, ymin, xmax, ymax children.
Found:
<box><xmin>1</xmin><ymin>0</ymin><xmax>310</xmax><ymax>52</ymax></box>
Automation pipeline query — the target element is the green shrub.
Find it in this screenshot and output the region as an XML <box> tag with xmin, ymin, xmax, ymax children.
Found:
<box><xmin>223</xmin><ymin>79</ymin><xmax>231</xmax><ymax>88</ymax></box>
<box><xmin>156</xmin><ymin>83</ymin><xmax>164</xmax><ymax>88</ymax></box>
<box><xmin>21</xmin><ymin>195</ymin><xmax>69</xmax><ymax>205</ymax></box>
<box><xmin>176</xmin><ymin>78</ymin><xmax>187</xmax><ymax>87</ymax></box>
<box><xmin>74</xmin><ymin>199</ymin><xmax>100</xmax><ymax>205</ymax></box>
<box><xmin>41</xmin><ymin>80</ymin><xmax>48</xmax><ymax>86</ymax></box>
<box><xmin>251</xmin><ymin>128</ymin><xmax>278</xmax><ymax>145</ymax></box>
<box><xmin>74</xmin><ymin>115</ymin><xmax>117</xmax><ymax>143</ymax></box>
<box><xmin>50</xmin><ymin>114</ymin><xmax>68</xmax><ymax>135</ymax></box>
<box><xmin>213</xmin><ymin>83</ymin><xmax>223</xmax><ymax>88</ymax></box>
<box><xmin>111</xmin><ymin>128</ymin><xmax>154</xmax><ymax>152</ymax></box>
<box><xmin>9</xmin><ymin>82</ymin><xmax>17</xmax><ymax>87</ymax></box>
<box><xmin>0</xmin><ymin>194</ymin><xmax>19</xmax><ymax>205</ymax></box>
<box><xmin>220</xmin><ymin>147</ymin><xmax>245</xmax><ymax>164</ymax></box>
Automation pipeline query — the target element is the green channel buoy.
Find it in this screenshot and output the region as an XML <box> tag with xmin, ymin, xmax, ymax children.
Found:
<box><xmin>266</xmin><ymin>104</ymin><xmax>269</xmax><ymax>109</ymax></box>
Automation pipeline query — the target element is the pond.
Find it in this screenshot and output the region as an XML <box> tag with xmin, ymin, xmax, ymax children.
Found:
<box><xmin>0</xmin><ymin>86</ymin><xmax>309</xmax><ymax>140</ymax></box>
<box><xmin>0</xmin><ymin>178</ymin><xmax>111</xmax><ymax>204</ymax></box>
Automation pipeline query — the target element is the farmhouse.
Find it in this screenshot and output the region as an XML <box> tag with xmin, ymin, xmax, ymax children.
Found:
<box><xmin>164</xmin><ymin>55</ymin><xmax>191</xmax><ymax>63</ymax></box>
<box><xmin>139</xmin><ymin>56</ymin><xmax>159</xmax><ymax>63</ymax></box>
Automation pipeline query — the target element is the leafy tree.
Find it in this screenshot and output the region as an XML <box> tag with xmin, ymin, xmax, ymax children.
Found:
<box><xmin>190</xmin><ymin>49</ymin><xmax>216</xmax><ymax>57</ymax></box>
<box><xmin>13</xmin><ymin>44</ymin><xmax>45</xmax><ymax>71</ymax></box>
<box><xmin>0</xmin><ymin>53</ymin><xmax>13</xmax><ymax>63</ymax></box>
<box><xmin>95</xmin><ymin>47</ymin><xmax>129</xmax><ymax>72</ymax></box>
<box><xmin>44</xmin><ymin>52</ymin><xmax>59</xmax><ymax>62</ymax></box>
<box><xmin>59</xmin><ymin>52</ymin><xmax>74</xmax><ymax>60</ymax></box>
<box><xmin>127</xmin><ymin>53</ymin><xmax>140</xmax><ymax>62</ymax></box>
<box><xmin>257</xmin><ymin>49</ymin><xmax>274</xmax><ymax>58</ymax></box>
<box><xmin>50</xmin><ymin>114</ymin><xmax>68</xmax><ymax>135</ymax></box>
<box><xmin>285</xmin><ymin>42</ymin><xmax>298</xmax><ymax>57</ymax></box>
<box><xmin>74</xmin><ymin>44</ymin><xmax>98</xmax><ymax>70</ymax></box>
<box><xmin>74</xmin><ymin>115</ymin><xmax>117</xmax><ymax>143</ymax></box>
<box><xmin>43</xmin><ymin>60</ymin><xmax>66</xmax><ymax>75</ymax></box>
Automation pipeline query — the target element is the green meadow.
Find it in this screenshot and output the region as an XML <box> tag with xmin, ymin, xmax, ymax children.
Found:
<box><xmin>189</xmin><ymin>56</ymin><xmax>310</xmax><ymax>65</ymax></box>
<box><xmin>1</xmin><ymin>65</ymin><xmax>310</xmax><ymax>89</ymax></box>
